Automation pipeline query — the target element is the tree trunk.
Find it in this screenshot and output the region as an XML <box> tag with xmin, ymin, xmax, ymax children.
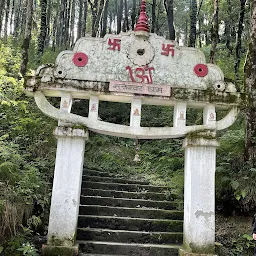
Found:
<box><xmin>20</xmin><ymin>0</ymin><xmax>33</xmax><ymax>77</ymax></box>
<box><xmin>210</xmin><ymin>0</ymin><xmax>219</xmax><ymax>63</ymax></box>
<box><xmin>123</xmin><ymin>0</ymin><xmax>129</xmax><ymax>32</ymax></box>
<box><xmin>77</xmin><ymin>0</ymin><xmax>83</xmax><ymax>38</ymax></box>
<box><xmin>245</xmin><ymin>0</ymin><xmax>256</xmax><ymax>163</ymax></box>
<box><xmin>225</xmin><ymin>0</ymin><xmax>233</xmax><ymax>55</ymax></box>
<box><xmin>189</xmin><ymin>0</ymin><xmax>197</xmax><ymax>47</ymax></box>
<box><xmin>117</xmin><ymin>0</ymin><xmax>123</xmax><ymax>34</ymax></box>
<box><xmin>38</xmin><ymin>0</ymin><xmax>48</xmax><ymax>56</ymax></box>
<box><xmin>88</xmin><ymin>0</ymin><xmax>98</xmax><ymax>37</ymax></box>
<box><xmin>151</xmin><ymin>0</ymin><xmax>156</xmax><ymax>33</ymax></box>
<box><xmin>100</xmin><ymin>0</ymin><xmax>109</xmax><ymax>37</ymax></box>
<box><xmin>13</xmin><ymin>0</ymin><xmax>22</xmax><ymax>37</ymax></box>
<box><xmin>131</xmin><ymin>0</ymin><xmax>136</xmax><ymax>30</ymax></box>
<box><xmin>82</xmin><ymin>0</ymin><xmax>88</xmax><ymax>36</ymax></box>
<box><xmin>70</xmin><ymin>0</ymin><xmax>76</xmax><ymax>45</ymax></box>
<box><xmin>92</xmin><ymin>0</ymin><xmax>105</xmax><ymax>37</ymax></box>
<box><xmin>234</xmin><ymin>0</ymin><xmax>246</xmax><ymax>83</ymax></box>
<box><xmin>0</xmin><ymin>0</ymin><xmax>6</xmax><ymax>36</ymax></box>
<box><xmin>164</xmin><ymin>0</ymin><xmax>175</xmax><ymax>40</ymax></box>
<box><xmin>10</xmin><ymin>0</ymin><xmax>15</xmax><ymax>34</ymax></box>
<box><xmin>4</xmin><ymin>0</ymin><xmax>11</xmax><ymax>40</ymax></box>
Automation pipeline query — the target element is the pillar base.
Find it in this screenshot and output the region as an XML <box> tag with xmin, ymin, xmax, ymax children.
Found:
<box><xmin>179</xmin><ymin>248</ymin><xmax>217</xmax><ymax>256</ymax></box>
<box><xmin>42</xmin><ymin>244</ymin><xmax>79</xmax><ymax>256</ymax></box>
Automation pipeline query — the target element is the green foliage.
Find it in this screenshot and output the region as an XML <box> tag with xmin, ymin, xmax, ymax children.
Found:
<box><xmin>0</xmin><ymin>40</ymin><xmax>56</xmax><ymax>248</ymax></box>
<box><xmin>17</xmin><ymin>242</ymin><xmax>39</xmax><ymax>256</ymax></box>
<box><xmin>231</xmin><ymin>233</ymin><xmax>254</xmax><ymax>256</ymax></box>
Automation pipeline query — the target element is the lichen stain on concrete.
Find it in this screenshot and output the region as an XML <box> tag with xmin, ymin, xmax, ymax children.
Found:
<box><xmin>195</xmin><ymin>210</ymin><xmax>214</xmax><ymax>221</ymax></box>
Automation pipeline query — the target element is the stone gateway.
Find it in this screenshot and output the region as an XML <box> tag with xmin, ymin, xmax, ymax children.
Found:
<box><xmin>25</xmin><ymin>0</ymin><xmax>241</xmax><ymax>255</ymax></box>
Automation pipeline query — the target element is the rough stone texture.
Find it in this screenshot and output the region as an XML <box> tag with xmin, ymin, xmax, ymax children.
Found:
<box><xmin>42</xmin><ymin>244</ymin><xmax>79</xmax><ymax>256</ymax></box>
<box><xmin>183</xmin><ymin>138</ymin><xmax>219</xmax><ymax>254</ymax></box>
<box><xmin>35</xmin><ymin>33</ymin><xmax>227</xmax><ymax>91</ymax></box>
<box><xmin>179</xmin><ymin>248</ymin><xmax>217</xmax><ymax>256</ymax></box>
<box><xmin>47</xmin><ymin>127</ymin><xmax>88</xmax><ymax>247</ymax></box>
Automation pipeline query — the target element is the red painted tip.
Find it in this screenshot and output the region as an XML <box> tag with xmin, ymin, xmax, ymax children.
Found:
<box><xmin>135</xmin><ymin>0</ymin><xmax>150</xmax><ymax>33</ymax></box>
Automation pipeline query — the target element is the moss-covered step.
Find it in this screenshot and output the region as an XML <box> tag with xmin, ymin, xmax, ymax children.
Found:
<box><xmin>82</xmin><ymin>181</ymin><xmax>167</xmax><ymax>193</ymax></box>
<box><xmin>84</xmin><ymin>175</ymin><xmax>150</xmax><ymax>185</ymax></box>
<box><xmin>77</xmin><ymin>228</ymin><xmax>183</xmax><ymax>245</ymax></box>
<box><xmin>77</xmin><ymin>215</ymin><xmax>183</xmax><ymax>232</ymax></box>
<box><xmin>78</xmin><ymin>241</ymin><xmax>180</xmax><ymax>256</ymax></box>
<box><xmin>79</xmin><ymin>196</ymin><xmax>180</xmax><ymax>210</ymax></box>
<box><xmin>79</xmin><ymin>205</ymin><xmax>183</xmax><ymax>220</ymax></box>
<box><xmin>80</xmin><ymin>188</ymin><xmax>173</xmax><ymax>201</ymax></box>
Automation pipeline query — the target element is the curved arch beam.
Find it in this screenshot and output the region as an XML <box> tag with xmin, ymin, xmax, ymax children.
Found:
<box><xmin>34</xmin><ymin>91</ymin><xmax>238</xmax><ymax>139</ymax></box>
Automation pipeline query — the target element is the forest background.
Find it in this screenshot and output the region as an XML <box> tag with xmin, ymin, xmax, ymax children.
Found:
<box><xmin>1</xmin><ymin>0</ymin><xmax>256</xmax><ymax>255</ymax></box>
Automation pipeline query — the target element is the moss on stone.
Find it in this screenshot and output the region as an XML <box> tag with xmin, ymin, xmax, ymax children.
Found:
<box><xmin>186</xmin><ymin>130</ymin><xmax>216</xmax><ymax>140</ymax></box>
<box><xmin>42</xmin><ymin>244</ymin><xmax>79</xmax><ymax>256</ymax></box>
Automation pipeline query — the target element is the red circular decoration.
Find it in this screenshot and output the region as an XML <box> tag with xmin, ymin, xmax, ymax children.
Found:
<box><xmin>194</xmin><ymin>64</ymin><xmax>208</xmax><ymax>77</ymax></box>
<box><xmin>72</xmin><ymin>52</ymin><xmax>88</xmax><ymax>67</ymax></box>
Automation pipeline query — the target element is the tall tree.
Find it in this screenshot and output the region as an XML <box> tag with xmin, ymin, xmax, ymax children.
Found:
<box><xmin>234</xmin><ymin>0</ymin><xmax>247</xmax><ymax>83</ymax></box>
<box><xmin>210</xmin><ymin>0</ymin><xmax>219</xmax><ymax>63</ymax></box>
<box><xmin>100</xmin><ymin>0</ymin><xmax>109</xmax><ymax>37</ymax></box>
<box><xmin>244</xmin><ymin>0</ymin><xmax>256</xmax><ymax>163</ymax></box>
<box><xmin>4</xmin><ymin>0</ymin><xmax>11</xmax><ymax>40</ymax></box>
<box><xmin>131</xmin><ymin>0</ymin><xmax>136</xmax><ymax>30</ymax></box>
<box><xmin>122</xmin><ymin>0</ymin><xmax>129</xmax><ymax>32</ymax></box>
<box><xmin>117</xmin><ymin>0</ymin><xmax>123</xmax><ymax>34</ymax></box>
<box><xmin>189</xmin><ymin>0</ymin><xmax>197</xmax><ymax>47</ymax></box>
<box><xmin>82</xmin><ymin>0</ymin><xmax>88</xmax><ymax>36</ymax></box>
<box><xmin>0</xmin><ymin>0</ymin><xmax>6</xmax><ymax>35</ymax></box>
<box><xmin>225</xmin><ymin>0</ymin><xmax>233</xmax><ymax>55</ymax></box>
<box><xmin>164</xmin><ymin>0</ymin><xmax>175</xmax><ymax>40</ymax></box>
<box><xmin>151</xmin><ymin>0</ymin><xmax>156</xmax><ymax>33</ymax></box>
<box><xmin>20</xmin><ymin>0</ymin><xmax>33</xmax><ymax>76</ymax></box>
<box><xmin>38</xmin><ymin>0</ymin><xmax>48</xmax><ymax>56</ymax></box>
<box><xmin>77</xmin><ymin>0</ymin><xmax>84</xmax><ymax>38</ymax></box>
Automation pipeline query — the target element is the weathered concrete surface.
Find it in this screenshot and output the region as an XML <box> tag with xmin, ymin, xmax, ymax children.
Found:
<box><xmin>32</xmin><ymin>32</ymin><xmax>228</xmax><ymax>91</ymax></box>
<box><xmin>179</xmin><ymin>248</ymin><xmax>217</xmax><ymax>256</ymax></box>
<box><xmin>42</xmin><ymin>244</ymin><xmax>79</xmax><ymax>256</ymax></box>
<box><xmin>32</xmin><ymin>91</ymin><xmax>239</xmax><ymax>139</ymax></box>
<box><xmin>47</xmin><ymin>127</ymin><xmax>88</xmax><ymax>247</ymax></box>
<box><xmin>183</xmin><ymin>137</ymin><xmax>219</xmax><ymax>254</ymax></box>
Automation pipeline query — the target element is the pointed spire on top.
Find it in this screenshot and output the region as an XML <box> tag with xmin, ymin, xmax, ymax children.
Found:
<box><xmin>135</xmin><ymin>0</ymin><xmax>150</xmax><ymax>36</ymax></box>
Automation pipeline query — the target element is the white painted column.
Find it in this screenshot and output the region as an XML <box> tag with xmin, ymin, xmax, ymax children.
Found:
<box><xmin>173</xmin><ymin>102</ymin><xmax>187</xmax><ymax>128</ymax></box>
<box><xmin>89</xmin><ymin>96</ymin><xmax>99</xmax><ymax>121</ymax></box>
<box><xmin>130</xmin><ymin>98</ymin><xmax>142</xmax><ymax>127</ymax></box>
<box><xmin>47</xmin><ymin>127</ymin><xmax>88</xmax><ymax>247</ymax></box>
<box><xmin>182</xmin><ymin>136</ymin><xmax>219</xmax><ymax>255</ymax></box>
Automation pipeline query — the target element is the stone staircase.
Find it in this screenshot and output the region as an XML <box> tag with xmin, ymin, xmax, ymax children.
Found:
<box><xmin>77</xmin><ymin>169</ymin><xmax>183</xmax><ymax>256</ymax></box>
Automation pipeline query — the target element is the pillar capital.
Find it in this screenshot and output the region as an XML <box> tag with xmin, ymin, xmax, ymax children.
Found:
<box><xmin>183</xmin><ymin>132</ymin><xmax>219</xmax><ymax>148</ymax></box>
<box><xmin>54</xmin><ymin>126</ymin><xmax>89</xmax><ymax>139</ymax></box>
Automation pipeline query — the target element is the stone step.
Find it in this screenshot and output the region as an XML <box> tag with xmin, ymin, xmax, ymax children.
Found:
<box><xmin>84</xmin><ymin>175</ymin><xmax>149</xmax><ymax>185</ymax></box>
<box><xmin>77</xmin><ymin>228</ymin><xmax>183</xmax><ymax>245</ymax></box>
<box><xmin>84</xmin><ymin>169</ymin><xmax>122</xmax><ymax>178</ymax></box>
<box><xmin>81</xmin><ymin>188</ymin><xmax>172</xmax><ymax>201</ymax></box>
<box><xmin>80</xmin><ymin>196</ymin><xmax>179</xmax><ymax>210</ymax></box>
<box><xmin>78</xmin><ymin>215</ymin><xmax>183</xmax><ymax>232</ymax></box>
<box><xmin>78</xmin><ymin>241</ymin><xmax>180</xmax><ymax>256</ymax></box>
<box><xmin>79</xmin><ymin>254</ymin><xmax>125</xmax><ymax>256</ymax></box>
<box><xmin>82</xmin><ymin>181</ymin><xmax>168</xmax><ymax>193</ymax></box>
<box><xmin>79</xmin><ymin>205</ymin><xmax>183</xmax><ymax>220</ymax></box>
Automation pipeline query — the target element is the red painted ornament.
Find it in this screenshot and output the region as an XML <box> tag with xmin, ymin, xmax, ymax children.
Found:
<box><xmin>73</xmin><ymin>52</ymin><xmax>88</xmax><ymax>67</ymax></box>
<box><xmin>194</xmin><ymin>64</ymin><xmax>208</xmax><ymax>77</ymax></box>
<box><xmin>135</xmin><ymin>0</ymin><xmax>150</xmax><ymax>33</ymax></box>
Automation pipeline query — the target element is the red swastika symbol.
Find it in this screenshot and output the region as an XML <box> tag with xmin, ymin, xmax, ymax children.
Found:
<box><xmin>108</xmin><ymin>38</ymin><xmax>121</xmax><ymax>51</ymax></box>
<box><xmin>161</xmin><ymin>44</ymin><xmax>175</xmax><ymax>57</ymax></box>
